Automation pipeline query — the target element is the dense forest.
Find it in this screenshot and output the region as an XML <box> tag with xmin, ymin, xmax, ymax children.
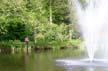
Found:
<box><xmin>0</xmin><ymin>0</ymin><xmax>85</xmax><ymax>49</ymax></box>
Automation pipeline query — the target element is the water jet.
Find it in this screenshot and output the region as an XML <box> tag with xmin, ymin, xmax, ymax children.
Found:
<box><xmin>56</xmin><ymin>0</ymin><xmax>108</xmax><ymax>67</ymax></box>
<box><xmin>71</xmin><ymin>0</ymin><xmax>108</xmax><ymax>62</ymax></box>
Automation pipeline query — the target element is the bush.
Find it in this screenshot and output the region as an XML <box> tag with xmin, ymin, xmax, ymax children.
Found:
<box><xmin>35</xmin><ymin>23</ymin><xmax>68</xmax><ymax>47</ymax></box>
<box><xmin>0</xmin><ymin>18</ymin><xmax>32</xmax><ymax>41</ymax></box>
<box><xmin>0</xmin><ymin>41</ymin><xmax>12</xmax><ymax>48</ymax></box>
<box><xmin>0</xmin><ymin>40</ymin><xmax>25</xmax><ymax>48</ymax></box>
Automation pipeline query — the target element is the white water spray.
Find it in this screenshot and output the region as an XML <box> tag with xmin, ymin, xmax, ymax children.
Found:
<box><xmin>71</xmin><ymin>0</ymin><xmax>108</xmax><ymax>61</ymax></box>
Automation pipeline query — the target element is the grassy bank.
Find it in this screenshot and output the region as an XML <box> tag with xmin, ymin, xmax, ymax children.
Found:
<box><xmin>0</xmin><ymin>39</ymin><xmax>81</xmax><ymax>52</ymax></box>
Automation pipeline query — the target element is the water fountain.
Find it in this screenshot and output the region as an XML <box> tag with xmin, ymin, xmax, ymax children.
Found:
<box><xmin>73</xmin><ymin>0</ymin><xmax>108</xmax><ymax>62</ymax></box>
<box><xmin>56</xmin><ymin>0</ymin><xmax>108</xmax><ymax>67</ymax></box>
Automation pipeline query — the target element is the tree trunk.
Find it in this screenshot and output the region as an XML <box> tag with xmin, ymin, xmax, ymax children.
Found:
<box><xmin>49</xmin><ymin>0</ymin><xmax>52</xmax><ymax>25</ymax></box>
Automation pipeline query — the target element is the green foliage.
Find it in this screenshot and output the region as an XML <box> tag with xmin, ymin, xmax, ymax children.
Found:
<box><xmin>45</xmin><ymin>0</ymin><xmax>70</xmax><ymax>24</ymax></box>
<box><xmin>35</xmin><ymin>23</ymin><xmax>79</xmax><ymax>48</ymax></box>
<box><xmin>0</xmin><ymin>0</ymin><xmax>81</xmax><ymax>49</ymax></box>
<box><xmin>53</xmin><ymin>0</ymin><xmax>70</xmax><ymax>24</ymax></box>
<box><xmin>6</xmin><ymin>19</ymin><xmax>26</xmax><ymax>40</ymax></box>
<box><xmin>11</xmin><ymin>40</ymin><xmax>24</xmax><ymax>48</ymax></box>
<box><xmin>0</xmin><ymin>41</ymin><xmax>11</xmax><ymax>48</ymax></box>
<box><xmin>0</xmin><ymin>20</ymin><xmax>8</xmax><ymax>40</ymax></box>
<box><xmin>69</xmin><ymin>39</ymin><xmax>81</xmax><ymax>46</ymax></box>
<box><xmin>0</xmin><ymin>18</ymin><xmax>31</xmax><ymax>41</ymax></box>
<box><xmin>0</xmin><ymin>40</ymin><xmax>25</xmax><ymax>48</ymax></box>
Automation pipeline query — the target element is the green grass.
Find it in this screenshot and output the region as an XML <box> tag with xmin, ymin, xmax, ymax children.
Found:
<box><xmin>69</xmin><ymin>39</ymin><xmax>81</xmax><ymax>46</ymax></box>
<box><xmin>0</xmin><ymin>39</ymin><xmax>82</xmax><ymax>50</ymax></box>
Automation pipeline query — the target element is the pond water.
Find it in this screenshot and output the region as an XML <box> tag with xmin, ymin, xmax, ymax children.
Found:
<box><xmin>0</xmin><ymin>48</ymin><xmax>108</xmax><ymax>71</ymax></box>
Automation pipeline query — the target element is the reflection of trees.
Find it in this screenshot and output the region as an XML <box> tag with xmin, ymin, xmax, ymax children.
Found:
<box><xmin>0</xmin><ymin>54</ymin><xmax>25</xmax><ymax>71</ymax></box>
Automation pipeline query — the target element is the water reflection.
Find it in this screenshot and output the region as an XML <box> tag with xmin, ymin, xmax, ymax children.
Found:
<box><xmin>88</xmin><ymin>67</ymin><xmax>94</xmax><ymax>71</ymax></box>
<box><xmin>0</xmin><ymin>49</ymin><xmax>107</xmax><ymax>71</ymax></box>
<box><xmin>64</xmin><ymin>67</ymin><xmax>108</xmax><ymax>71</ymax></box>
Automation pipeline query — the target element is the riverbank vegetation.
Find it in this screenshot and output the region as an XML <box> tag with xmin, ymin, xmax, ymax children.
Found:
<box><xmin>0</xmin><ymin>0</ymin><xmax>84</xmax><ymax>51</ymax></box>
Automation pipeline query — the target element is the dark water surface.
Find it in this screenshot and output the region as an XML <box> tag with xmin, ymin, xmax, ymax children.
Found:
<box><xmin>0</xmin><ymin>49</ymin><xmax>107</xmax><ymax>71</ymax></box>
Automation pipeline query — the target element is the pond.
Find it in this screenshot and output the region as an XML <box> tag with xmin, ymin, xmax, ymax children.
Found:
<box><xmin>0</xmin><ymin>48</ymin><xmax>107</xmax><ymax>71</ymax></box>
